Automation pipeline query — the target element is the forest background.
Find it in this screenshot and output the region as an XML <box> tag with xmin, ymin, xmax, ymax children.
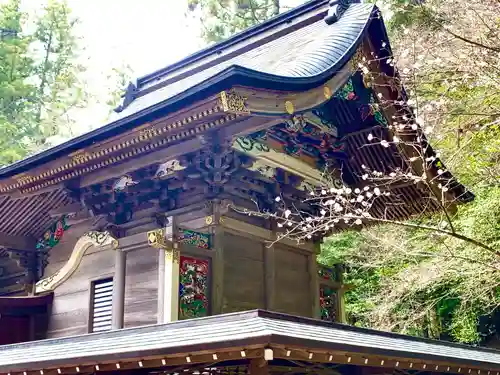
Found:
<box><xmin>1</xmin><ymin>0</ymin><xmax>499</xmax><ymax>346</ymax></box>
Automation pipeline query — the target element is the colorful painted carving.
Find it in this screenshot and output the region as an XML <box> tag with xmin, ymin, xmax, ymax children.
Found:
<box><xmin>318</xmin><ymin>265</ymin><xmax>338</xmax><ymax>282</ymax></box>
<box><xmin>320</xmin><ymin>284</ymin><xmax>338</xmax><ymax>322</ymax></box>
<box><xmin>179</xmin><ymin>256</ymin><xmax>209</xmax><ymax>319</ymax></box>
<box><xmin>36</xmin><ymin>216</ymin><xmax>70</xmax><ymax>250</ymax></box>
<box><xmin>334</xmin><ymin>77</ymin><xmax>355</xmax><ymax>100</ymax></box>
<box><xmin>179</xmin><ymin>229</ymin><xmax>211</xmax><ymax>249</ymax></box>
<box><xmin>333</xmin><ymin>74</ymin><xmax>388</xmax><ymax>127</ymax></box>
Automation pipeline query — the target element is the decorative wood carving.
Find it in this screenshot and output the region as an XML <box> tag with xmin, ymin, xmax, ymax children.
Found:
<box><xmin>218</xmin><ymin>89</ymin><xmax>250</xmax><ymax>114</ymax></box>
<box><xmin>35</xmin><ymin>231</ymin><xmax>119</xmax><ymax>293</ymax></box>
<box><xmin>179</xmin><ymin>255</ymin><xmax>209</xmax><ymax>319</ymax></box>
<box><xmin>232</xmin><ymin>135</ymin><xmax>331</xmax><ymax>187</ymax></box>
<box><xmin>112</xmin><ymin>175</ymin><xmax>138</xmax><ymax>191</ymax></box>
<box><xmin>154</xmin><ymin>159</ymin><xmax>186</xmax><ymax>179</ymax></box>
<box><xmin>0</xmin><ymin>107</ymin><xmax>235</xmax><ymax>194</ymax></box>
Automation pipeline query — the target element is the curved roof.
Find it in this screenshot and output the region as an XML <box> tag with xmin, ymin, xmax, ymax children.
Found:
<box><xmin>116</xmin><ymin>2</ymin><xmax>376</xmax><ymax>120</ymax></box>
<box><xmin>0</xmin><ymin>0</ymin><xmax>382</xmax><ymax>179</ymax></box>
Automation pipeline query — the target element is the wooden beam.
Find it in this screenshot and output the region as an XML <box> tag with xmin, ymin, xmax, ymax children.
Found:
<box><xmin>9</xmin><ymin>183</ymin><xmax>67</xmax><ymax>200</ymax></box>
<box><xmin>0</xmin><ymin>233</ymin><xmax>36</xmax><ymax>251</ymax></box>
<box><xmin>220</xmin><ymin>216</ymin><xmax>315</xmax><ymax>253</ymax></box>
<box><xmin>80</xmin><ymin>138</ymin><xmax>203</xmax><ymax>188</ymax></box>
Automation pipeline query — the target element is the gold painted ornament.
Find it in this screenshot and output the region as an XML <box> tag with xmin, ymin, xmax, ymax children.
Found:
<box><xmin>324</xmin><ymin>86</ymin><xmax>333</xmax><ymax>99</ymax></box>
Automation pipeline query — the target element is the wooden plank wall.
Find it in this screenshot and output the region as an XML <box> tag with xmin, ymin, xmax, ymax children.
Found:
<box><xmin>45</xmin><ymin>229</ymin><xmax>158</xmax><ymax>338</ymax></box>
<box><xmin>124</xmin><ymin>246</ymin><xmax>158</xmax><ymax>328</ymax></box>
<box><xmin>273</xmin><ymin>244</ymin><xmax>311</xmax><ymax>317</ymax></box>
<box><xmin>45</xmin><ymin>231</ymin><xmax>115</xmax><ymax>338</ymax></box>
<box><xmin>222</xmin><ymin>232</ymin><xmax>266</xmax><ymax>313</ymax></box>
<box><xmin>220</xmin><ymin>230</ymin><xmax>313</xmax><ymax>318</ymax></box>
<box><xmin>43</xmin><ymin>212</ymin><xmax>316</xmax><ymax>339</ymax></box>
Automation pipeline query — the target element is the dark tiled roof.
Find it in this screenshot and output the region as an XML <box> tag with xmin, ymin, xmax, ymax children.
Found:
<box><xmin>1</xmin><ymin>310</ymin><xmax>500</xmax><ymax>371</ymax></box>
<box><xmin>116</xmin><ymin>2</ymin><xmax>375</xmax><ymax>119</ymax></box>
<box><xmin>0</xmin><ymin>0</ymin><xmax>378</xmax><ymax>179</ymax></box>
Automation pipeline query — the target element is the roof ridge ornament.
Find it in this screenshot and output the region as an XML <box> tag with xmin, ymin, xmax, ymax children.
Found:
<box><xmin>114</xmin><ymin>80</ymin><xmax>138</xmax><ymax>113</ymax></box>
<box><xmin>324</xmin><ymin>0</ymin><xmax>358</xmax><ymax>25</ymax></box>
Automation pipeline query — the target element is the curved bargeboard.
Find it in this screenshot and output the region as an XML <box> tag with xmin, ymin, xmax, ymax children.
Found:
<box><xmin>35</xmin><ymin>231</ymin><xmax>119</xmax><ymax>294</ymax></box>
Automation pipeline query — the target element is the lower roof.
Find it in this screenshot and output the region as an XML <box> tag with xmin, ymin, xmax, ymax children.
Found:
<box><xmin>1</xmin><ymin>310</ymin><xmax>499</xmax><ymax>373</ymax></box>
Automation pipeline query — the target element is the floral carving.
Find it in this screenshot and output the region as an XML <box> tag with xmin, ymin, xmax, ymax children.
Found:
<box><xmin>36</xmin><ymin>216</ymin><xmax>71</xmax><ymax>251</ymax></box>
<box><xmin>179</xmin><ymin>229</ymin><xmax>211</xmax><ymax>249</ymax></box>
<box><xmin>179</xmin><ymin>256</ymin><xmax>209</xmax><ymax>319</ymax></box>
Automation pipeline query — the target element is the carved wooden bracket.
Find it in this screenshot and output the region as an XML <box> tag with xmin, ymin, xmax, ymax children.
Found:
<box><xmin>35</xmin><ymin>231</ymin><xmax>119</xmax><ymax>294</ymax></box>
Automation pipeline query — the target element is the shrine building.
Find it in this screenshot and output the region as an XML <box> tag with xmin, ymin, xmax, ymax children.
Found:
<box><xmin>0</xmin><ymin>0</ymin><xmax>494</xmax><ymax>375</ymax></box>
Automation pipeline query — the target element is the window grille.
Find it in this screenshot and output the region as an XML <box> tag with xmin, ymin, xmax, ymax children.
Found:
<box><xmin>90</xmin><ymin>277</ymin><xmax>113</xmax><ymax>333</ymax></box>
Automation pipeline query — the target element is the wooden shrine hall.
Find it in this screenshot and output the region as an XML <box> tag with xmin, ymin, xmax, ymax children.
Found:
<box><xmin>0</xmin><ymin>0</ymin><xmax>486</xmax><ymax>374</ymax></box>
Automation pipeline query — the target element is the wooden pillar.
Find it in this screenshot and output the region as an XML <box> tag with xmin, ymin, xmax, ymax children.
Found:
<box><xmin>210</xmin><ymin>201</ymin><xmax>224</xmax><ymax>315</ymax></box>
<box><xmin>111</xmin><ymin>249</ymin><xmax>126</xmax><ymax>329</ymax></box>
<box><xmin>164</xmin><ymin>216</ymin><xmax>179</xmax><ymax>323</ymax></box>
<box><xmin>148</xmin><ymin>218</ymin><xmax>180</xmax><ymax>323</ymax></box>
<box><xmin>147</xmin><ymin>217</ymin><xmax>180</xmax><ymax>323</ymax></box>
<box><xmin>309</xmin><ymin>243</ymin><xmax>321</xmax><ymax>319</ymax></box>
<box><xmin>163</xmin><ymin>244</ymin><xmax>180</xmax><ymax>323</ymax></box>
<box><xmin>157</xmin><ymin>247</ymin><xmax>165</xmax><ymax>323</ymax></box>
<box><xmin>264</xmin><ymin>219</ymin><xmax>277</xmax><ymax>311</ymax></box>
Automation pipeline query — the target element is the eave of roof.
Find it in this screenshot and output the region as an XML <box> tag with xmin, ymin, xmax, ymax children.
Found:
<box><xmin>0</xmin><ymin>1</ymin><xmax>381</xmax><ymax>180</ymax></box>
<box><xmin>0</xmin><ymin>310</ymin><xmax>499</xmax><ymax>372</ymax></box>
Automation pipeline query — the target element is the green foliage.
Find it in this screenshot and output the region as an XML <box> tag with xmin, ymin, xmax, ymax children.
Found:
<box><xmin>186</xmin><ymin>0</ymin><xmax>292</xmax><ymax>43</ymax></box>
<box><xmin>31</xmin><ymin>0</ymin><xmax>87</xmax><ymax>143</ymax></box>
<box><xmin>0</xmin><ymin>0</ymin><xmax>36</xmax><ymax>164</ymax></box>
<box><xmin>317</xmin><ymin>0</ymin><xmax>500</xmax><ymax>345</ymax></box>
<box><xmin>0</xmin><ymin>0</ymin><xmax>107</xmax><ymax>167</ymax></box>
<box><xmin>104</xmin><ymin>64</ymin><xmax>134</xmax><ymax>114</ymax></box>
<box><xmin>321</xmin><ymin>186</ymin><xmax>500</xmax><ymax>344</ymax></box>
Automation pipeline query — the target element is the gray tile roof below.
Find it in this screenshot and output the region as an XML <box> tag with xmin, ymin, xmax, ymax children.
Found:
<box><xmin>1</xmin><ymin>310</ymin><xmax>500</xmax><ymax>372</ymax></box>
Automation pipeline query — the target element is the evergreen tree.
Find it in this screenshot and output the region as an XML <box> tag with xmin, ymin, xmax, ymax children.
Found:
<box><xmin>0</xmin><ymin>0</ymin><xmax>128</xmax><ymax>166</ymax></box>
<box><xmin>187</xmin><ymin>0</ymin><xmax>285</xmax><ymax>43</ymax></box>
<box><xmin>0</xmin><ymin>0</ymin><xmax>37</xmax><ymax>164</ymax></box>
